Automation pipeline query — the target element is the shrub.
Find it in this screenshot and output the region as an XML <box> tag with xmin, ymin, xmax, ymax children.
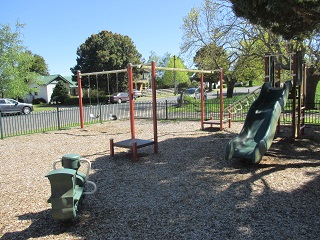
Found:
<box><xmin>50</xmin><ymin>80</ymin><xmax>70</xmax><ymax>104</ymax></box>
<box><xmin>32</xmin><ymin>98</ymin><xmax>47</xmax><ymax>104</ymax></box>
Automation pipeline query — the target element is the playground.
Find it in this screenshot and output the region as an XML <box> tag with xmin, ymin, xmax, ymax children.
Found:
<box><xmin>1</xmin><ymin>119</ymin><xmax>320</xmax><ymax>239</ymax></box>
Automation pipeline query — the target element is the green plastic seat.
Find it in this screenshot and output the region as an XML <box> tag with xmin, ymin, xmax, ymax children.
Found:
<box><xmin>46</xmin><ymin>168</ymin><xmax>84</xmax><ymax>220</ymax></box>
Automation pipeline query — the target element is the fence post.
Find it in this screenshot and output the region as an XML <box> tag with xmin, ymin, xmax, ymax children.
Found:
<box><xmin>0</xmin><ymin>113</ymin><xmax>3</xmax><ymax>139</ymax></box>
<box><xmin>165</xmin><ymin>100</ymin><xmax>168</xmax><ymax>120</ymax></box>
<box><xmin>99</xmin><ymin>104</ymin><xmax>102</xmax><ymax>123</ymax></box>
<box><xmin>57</xmin><ymin>107</ymin><xmax>61</xmax><ymax>130</ymax></box>
<box><xmin>228</xmin><ymin>104</ymin><xmax>232</xmax><ymax>128</ymax></box>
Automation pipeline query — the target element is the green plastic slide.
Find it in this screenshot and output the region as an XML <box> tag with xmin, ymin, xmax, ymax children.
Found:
<box><xmin>225</xmin><ymin>80</ymin><xmax>292</xmax><ymax>164</ymax></box>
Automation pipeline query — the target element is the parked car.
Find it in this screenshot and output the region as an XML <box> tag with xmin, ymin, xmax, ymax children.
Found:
<box><xmin>234</xmin><ymin>81</ymin><xmax>243</xmax><ymax>87</ymax></box>
<box><xmin>0</xmin><ymin>98</ymin><xmax>33</xmax><ymax>115</ymax></box>
<box><xmin>177</xmin><ymin>87</ymin><xmax>207</xmax><ymax>103</ymax></box>
<box><xmin>110</xmin><ymin>92</ymin><xmax>130</xmax><ymax>103</ymax></box>
<box><xmin>133</xmin><ymin>89</ymin><xmax>143</xmax><ymax>98</ymax></box>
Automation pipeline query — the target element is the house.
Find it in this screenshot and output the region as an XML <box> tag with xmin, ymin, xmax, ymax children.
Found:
<box><xmin>136</xmin><ymin>69</ymin><xmax>150</xmax><ymax>91</ymax></box>
<box><xmin>24</xmin><ymin>70</ymin><xmax>151</xmax><ymax>103</ymax></box>
<box><xmin>26</xmin><ymin>75</ymin><xmax>77</xmax><ymax>103</ymax></box>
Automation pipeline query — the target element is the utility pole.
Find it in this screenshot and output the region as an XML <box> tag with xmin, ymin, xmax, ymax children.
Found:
<box><xmin>173</xmin><ymin>55</ymin><xmax>177</xmax><ymax>95</ymax></box>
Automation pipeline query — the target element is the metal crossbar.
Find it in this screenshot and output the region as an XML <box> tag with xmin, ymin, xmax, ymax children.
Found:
<box><xmin>140</xmin><ymin>65</ymin><xmax>220</xmax><ymax>74</ymax></box>
<box><xmin>78</xmin><ymin>69</ymin><xmax>128</xmax><ymax>77</ymax></box>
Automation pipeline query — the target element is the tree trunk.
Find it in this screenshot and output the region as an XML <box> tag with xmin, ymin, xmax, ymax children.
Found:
<box><xmin>226</xmin><ymin>78</ymin><xmax>235</xmax><ymax>98</ymax></box>
<box><xmin>305</xmin><ymin>67</ymin><xmax>319</xmax><ymax>109</ymax></box>
<box><xmin>208</xmin><ymin>79</ymin><xmax>213</xmax><ymax>92</ymax></box>
<box><xmin>227</xmin><ymin>86</ymin><xmax>234</xmax><ymax>98</ymax></box>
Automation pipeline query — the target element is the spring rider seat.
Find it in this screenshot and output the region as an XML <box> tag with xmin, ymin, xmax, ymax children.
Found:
<box><xmin>46</xmin><ymin>154</ymin><xmax>97</xmax><ymax>220</ymax></box>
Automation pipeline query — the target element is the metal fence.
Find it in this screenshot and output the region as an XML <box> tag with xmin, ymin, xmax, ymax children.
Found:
<box><xmin>0</xmin><ymin>100</ymin><xmax>319</xmax><ymax>139</ymax></box>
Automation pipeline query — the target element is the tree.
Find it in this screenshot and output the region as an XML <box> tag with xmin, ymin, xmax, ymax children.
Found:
<box><xmin>181</xmin><ymin>0</ymin><xmax>252</xmax><ymax>97</ymax></box>
<box><xmin>301</xmin><ymin>34</ymin><xmax>320</xmax><ymax>108</ymax></box>
<box><xmin>233</xmin><ymin>37</ymin><xmax>266</xmax><ymax>87</ymax></box>
<box><xmin>146</xmin><ymin>51</ymin><xmax>172</xmax><ymax>67</ymax></box>
<box><xmin>50</xmin><ymin>80</ymin><xmax>69</xmax><ymax>104</ymax></box>
<box><xmin>146</xmin><ymin>51</ymin><xmax>160</xmax><ymax>65</ymax></box>
<box><xmin>242</xmin><ymin>25</ymin><xmax>320</xmax><ymax>108</ymax></box>
<box><xmin>162</xmin><ymin>56</ymin><xmax>190</xmax><ymax>89</ymax></box>
<box><xmin>145</xmin><ymin>51</ymin><xmax>174</xmax><ymax>88</ymax></box>
<box><xmin>230</xmin><ymin>0</ymin><xmax>320</xmax><ymax>40</ymax></box>
<box><xmin>181</xmin><ymin>0</ymin><xmax>320</xmax><ymax>105</ymax></box>
<box><xmin>71</xmin><ymin>30</ymin><xmax>142</xmax><ymax>93</ymax></box>
<box><xmin>193</xmin><ymin>43</ymin><xmax>230</xmax><ymax>92</ymax></box>
<box><xmin>28</xmin><ymin>51</ymin><xmax>49</xmax><ymax>75</ymax></box>
<box><xmin>0</xmin><ymin>23</ymin><xmax>41</xmax><ymax>99</ymax></box>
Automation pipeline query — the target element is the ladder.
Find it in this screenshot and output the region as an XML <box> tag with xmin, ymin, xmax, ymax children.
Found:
<box><xmin>291</xmin><ymin>53</ymin><xmax>306</xmax><ymax>139</ymax></box>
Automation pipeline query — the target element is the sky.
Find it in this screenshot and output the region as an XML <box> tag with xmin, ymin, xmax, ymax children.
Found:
<box><xmin>1</xmin><ymin>0</ymin><xmax>203</xmax><ymax>76</ymax></box>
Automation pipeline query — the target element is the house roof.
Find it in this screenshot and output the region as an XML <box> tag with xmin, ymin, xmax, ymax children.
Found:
<box><xmin>63</xmin><ymin>76</ymin><xmax>77</xmax><ymax>87</ymax></box>
<box><xmin>39</xmin><ymin>75</ymin><xmax>76</xmax><ymax>87</ymax></box>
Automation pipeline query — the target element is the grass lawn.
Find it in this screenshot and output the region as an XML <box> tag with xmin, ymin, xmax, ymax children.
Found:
<box><xmin>33</xmin><ymin>104</ymin><xmax>57</xmax><ymax>112</ymax></box>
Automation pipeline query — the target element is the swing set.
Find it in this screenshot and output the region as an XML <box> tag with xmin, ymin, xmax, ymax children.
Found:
<box><xmin>75</xmin><ymin>62</ymin><xmax>228</xmax><ymax>160</ymax></box>
<box><xmin>138</xmin><ymin>65</ymin><xmax>227</xmax><ymax>131</ymax></box>
<box><xmin>76</xmin><ymin>69</ymin><xmax>127</xmax><ymax>125</ymax></box>
<box><xmin>76</xmin><ymin>63</ymin><xmax>158</xmax><ymax>161</ymax></box>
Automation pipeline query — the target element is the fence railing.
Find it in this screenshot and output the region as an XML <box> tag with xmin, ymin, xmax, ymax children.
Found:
<box><xmin>0</xmin><ymin>100</ymin><xmax>319</xmax><ymax>139</ymax></box>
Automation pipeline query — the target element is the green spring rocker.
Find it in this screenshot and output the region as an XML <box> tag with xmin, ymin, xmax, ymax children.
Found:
<box><xmin>46</xmin><ymin>154</ymin><xmax>97</xmax><ymax>221</ymax></box>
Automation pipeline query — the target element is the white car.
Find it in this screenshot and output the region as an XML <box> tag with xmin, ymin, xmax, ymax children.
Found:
<box><xmin>177</xmin><ymin>87</ymin><xmax>207</xmax><ymax>103</ymax></box>
<box><xmin>133</xmin><ymin>89</ymin><xmax>143</xmax><ymax>98</ymax></box>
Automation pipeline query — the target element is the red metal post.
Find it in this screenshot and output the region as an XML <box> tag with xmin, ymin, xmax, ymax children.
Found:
<box><xmin>219</xmin><ymin>69</ymin><xmax>224</xmax><ymax>130</ymax></box>
<box><xmin>276</xmin><ymin>64</ymin><xmax>281</xmax><ymax>133</ymax></box>
<box><xmin>292</xmin><ymin>53</ymin><xmax>297</xmax><ymax>140</ymax></box>
<box><xmin>301</xmin><ymin>64</ymin><xmax>307</xmax><ymax>135</ymax></box>
<box><xmin>151</xmin><ymin>61</ymin><xmax>158</xmax><ymax>153</ymax></box>
<box><xmin>127</xmin><ymin>63</ymin><xmax>135</xmax><ymax>140</ymax></box>
<box><xmin>77</xmin><ymin>70</ymin><xmax>84</xmax><ymax>128</ymax></box>
<box><xmin>200</xmin><ymin>73</ymin><xmax>205</xmax><ymax>130</ymax></box>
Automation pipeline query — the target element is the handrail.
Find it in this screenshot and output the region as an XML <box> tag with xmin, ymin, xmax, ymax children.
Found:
<box><xmin>224</xmin><ymin>87</ymin><xmax>261</xmax><ymax>114</ymax></box>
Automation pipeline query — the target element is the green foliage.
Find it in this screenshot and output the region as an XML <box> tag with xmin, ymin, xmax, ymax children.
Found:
<box><xmin>182</xmin><ymin>95</ymin><xmax>197</xmax><ymax>104</ymax></box>
<box><xmin>71</xmin><ymin>30</ymin><xmax>142</xmax><ymax>93</ymax></box>
<box><xmin>50</xmin><ymin>80</ymin><xmax>70</xmax><ymax>103</ymax></box>
<box><xmin>182</xmin><ymin>0</ymin><xmax>320</xmax><ymax>105</ymax></box>
<box><xmin>162</xmin><ymin>56</ymin><xmax>190</xmax><ymax>88</ymax></box>
<box><xmin>28</xmin><ymin>51</ymin><xmax>49</xmax><ymax>75</ymax></box>
<box><xmin>194</xmin><ymin>43</ymin><xmax>229</xmax><ymax>70</ymax></box>
<box><xmin>146</xmin><ymin>51</ymin><xmax>160</xmax><ymax>65</ymax></box>
<box><xmin>82</xmin><ymin>88</ymin><xmax>105</xmax><ymax>100</ymax></box>
<box><xmin>193</xmin><ymin>43</ymin><xmax>230</xmax><ymax>90</ymax></box>
<box><xmin>233</xmin><ymin>43</ymin><xmax>265</xmax><ymax>85</ymax></box>
<box><xmin>0</xmin><ymin>23</ymin><xmax>42</xmax><ymax>99</ymax></box>
<box><xmin>230</xmin><ymin>0</ymin><xmax>320</xmax><ymax>40</ymax></box>
<box><xmin>63</xmin><ymin>96</ymin><xmax>110</xmax><ymax>105</ymax></box>
<box><xmin>146</xmin><ymin>51</ymin><xmax>171</xmax><ymax>67</ymax></box>
<box><xmin>32</xmin><ymin>98</ymin><xmax>46</xmax><ymax>104</ymax></box>
<box><xmin>147</xmin><ymin>52</ymin><xmax>174</xmax><ymax>85</ymax></box>
<box><xmin>316</xmin><ymin>83</ymin><xmax>320</xmax><ymax>102</ymax></box>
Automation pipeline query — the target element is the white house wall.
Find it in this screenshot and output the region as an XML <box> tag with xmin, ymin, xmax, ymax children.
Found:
<box><xmin>43</xmin><ymin>83</ymin><xmax>55</xmax><ymax>103</ymax></box>
<box><xmin>31</xmin><ymin>84</ymin><xmax>55</xmax><ymax>103</ymax></box>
